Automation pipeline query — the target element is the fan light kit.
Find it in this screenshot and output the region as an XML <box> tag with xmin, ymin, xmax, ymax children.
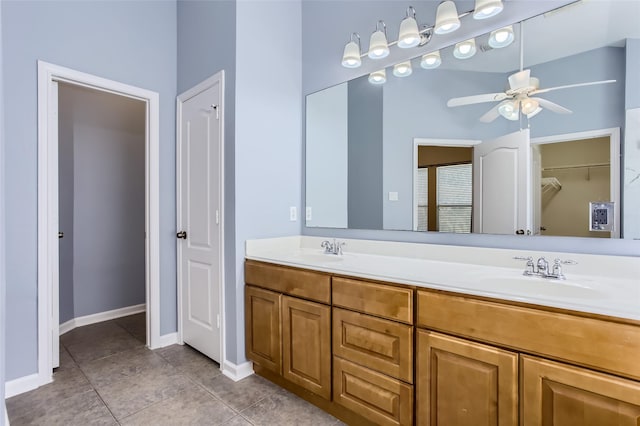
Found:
<box><xmin>340</xmin><ymin>1</ymin><xmax>506</xmax><ymax>83</ymax></box>
<box><xmin>447</xmin><ymin>23</ymin><xmax>616</xmax><ymax>122</ymax></box>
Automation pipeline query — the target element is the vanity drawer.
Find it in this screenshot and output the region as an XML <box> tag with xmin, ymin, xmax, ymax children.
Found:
<box><xmin>332</xmin><ymin>277</ymin><xmax>413</xmax><ymax>324</ymax></box>
<box><xmin>245</xmin><ymin>260</ymin><xmax>331</xmax><ymax>304</ymax></box>
<box><xmin>333</xmin><ymin>356</ymin><xmax>414</xmax><ymax>426</ymax></box>
<box><xmin>417</xmin><ymin>289</ymin><xmax>640</xmax><ymax>380</ymax></box>
<box><xmin>333</xmin><ymin>308</ymin><xmax>413</xmax><ymax>383</ymax></box>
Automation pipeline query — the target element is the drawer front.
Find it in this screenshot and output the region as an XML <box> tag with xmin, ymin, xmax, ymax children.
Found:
<box><xmin>333</xmin><ymin>308</ymin><xmax>413</xmax><ymax>383</ymax></box>
<box><xmin>333</xmin><ymin>356</ymin><xmax>414</xmax><ymax>426</ymax></box>
<box><xmin>245</xmin><ymin>260</ymin><xmax>331</xmax><ymax>304</ymax></box>
<box><xmin>332</xmin><ymin>277</ymin><xmax>413</xmax><ymax>324</ymax></box>
<box><xmin>417</xmin><ymin>290</ymin><xmax>640</xmax><ymax>380</ymax></box>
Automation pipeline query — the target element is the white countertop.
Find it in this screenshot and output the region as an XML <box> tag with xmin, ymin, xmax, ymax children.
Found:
<box><xmin>246</xmin><ymin>236</ymin><xmax>640</xmax><ymax>321</ymax></box>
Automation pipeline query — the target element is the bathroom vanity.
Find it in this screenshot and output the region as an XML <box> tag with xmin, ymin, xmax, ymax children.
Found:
<box><xmin>244</xmin><ymin>236</ymin><xmax>640</xmax><ymax>425</ymax></box>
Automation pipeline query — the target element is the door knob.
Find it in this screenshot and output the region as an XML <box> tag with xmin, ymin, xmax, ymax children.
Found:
<box><xmin>177</xmin><ymin>231</ymin><xmax>187</xmax><ymax>239</ymax></box>
<box><xmin>515</xmin><ymin>229</ymin><xmax>525</xmax><ymax>235</ymax></box>
<box><xmin>58</xmin><ymin>231</ymin><xmax>64</xmax><ymax>239</ymax></box>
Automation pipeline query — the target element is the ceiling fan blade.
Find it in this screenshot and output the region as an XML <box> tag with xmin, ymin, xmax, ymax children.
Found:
<box><xmin>531</xmin><ymin>79</ymin><xmax>616</xmax><ymax>95</ymax></box>
<box><xmin>447</xmin><ymin>92</ymin><xmax>508</xmax><ymax>107</ymax></box>
<box><xmin>531</xmin><ymin>97</ymin><xmax>572</xmax><ymax>114</ymax></box>
<box><xmin>508</xmin><ymin>69</ymin><xmax>531</xmax><ymax>90</ymax></box>
<box><xmin>479</xmin><ymin>103</ymin><xmax>502</xmax><ymax>123</ymax></box>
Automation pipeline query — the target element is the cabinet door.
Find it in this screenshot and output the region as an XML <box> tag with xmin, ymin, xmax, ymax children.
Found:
<box><xmin>245</xmin><ymin>285</ymin><xmax>281</xmax><ymax>374</ymax></box>
<box><xmin>417</xmin><ymin>330</ymin><xmax>518</xmax><ymax>426</ymax></box>
<box><xmin>521</xmin><ymin>355</ymin><xmax>640</xmax><ymax>426</ymax></box>
<box><xmin>282</xmin><ymin>295</ymin><xmax>331</xmax><ymax>400</ymax></box>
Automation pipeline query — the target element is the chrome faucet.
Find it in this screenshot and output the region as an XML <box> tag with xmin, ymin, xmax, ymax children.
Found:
<box><xmin>514</xmin><ymin>256</ymin><xmax>577</xmax><ymax>280</ymax></box>
<box><xmin>321</xmin><ymin>239</ymin><xmax>345</xmax><ymax>255</ymax></box>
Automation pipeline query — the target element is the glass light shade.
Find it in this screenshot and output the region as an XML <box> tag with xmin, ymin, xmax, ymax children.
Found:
<box><xmin>498</xmin><ymin>100</ymin><xmax>519</xmax><ymax>120</ymax></box>
<box><xmin>520</xmin><ymin>98</ymin><xmax>540</xmax><ymax>115</ymax></box>
<box><xmin>368</xmin><ymin>30</ymin><xmax>390</xmax><ymax>59</ymax></box>
<box><xmin>488</xmin><ymin>25</ymin><xmax>514</xmax><ymax>48</ymax></box>
<box><xmin>526</xmin><ymin>107</ymin><xmax>543</xmax><ymax>118</ymax></box>
<box><xmin>341</xmin><ymin>41</ymin><xmax>362</xmax><ymax>68</ymax></box>
<box><xmin>368</xmin><ymin>69</ymin><xmax>387</xmax><ymax>84</ymax></box>
<box><xmin>473</xmin><ymin>0</ymin><xmax>503</xmax><ymax>19</ymax></box>
<box><xmin>435</xmin><ymin>1</ymin><xmax>461</xmax><ymax>35</ymax></box>
<box><xmin>420</xmin><ymin>51</ymin><xmax>442</xmax><ymax>69</ymax></box>
<box><xmin>397</xmin><ymin>16</ymin><xmax>420</xmax><ymax>48</ymax></box>
<box><xmin>453</xmin><ymin>39</ymin><xmax>477</xmax><ymax>59</ymax></box>
<box><xmin>393</xmin><ymin>61</ymin><xmax>413</xmax><ymax>77</ymax></box>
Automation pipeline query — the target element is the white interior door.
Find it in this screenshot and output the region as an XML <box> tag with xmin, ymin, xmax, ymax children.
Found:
<box><xmin>178</xmin><ymin>79</ymin><xmax>223</xmax><ymax>363</ymax></box>
<box><xmin>473</xmin><ymin>129</ymin><xmax>531</xmax><ymax>235</ymax></box>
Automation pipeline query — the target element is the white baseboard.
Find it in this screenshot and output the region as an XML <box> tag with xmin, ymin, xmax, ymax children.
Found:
<box><xmin>222</xmin><ymin>360</ymin><xmax>254</xmax><ymax>382</ymax></box>
<box><xmin>157</xmin><ymin>332</ymin><xmax>178</xmax><ymax>348</ymax></box>
<box><xmin>5</xmin><ymin>372</ymin><xmax>49</xmax><ymax>399</ymax></box>
<box><xmin>59</xmin><ymin>304</ymin><xmax>146</xmax><ymax>336</ymax></box>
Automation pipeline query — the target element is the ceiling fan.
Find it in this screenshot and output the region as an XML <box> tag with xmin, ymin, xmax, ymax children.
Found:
<box><xmin>446</xmin><ymin>23</ymin><xmax>616</xmax><ymax>122</ymax></box>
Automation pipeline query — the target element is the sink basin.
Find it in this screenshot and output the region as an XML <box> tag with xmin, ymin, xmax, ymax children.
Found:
<box><xmin>291</xmin><ymin>252</ymin><xmax>344</xmax><ymax>263</ymax></box>
<box><xmin>481</xmin><ymin>276</ymin><xmax>603</xmax><ymax>299</ymax></box>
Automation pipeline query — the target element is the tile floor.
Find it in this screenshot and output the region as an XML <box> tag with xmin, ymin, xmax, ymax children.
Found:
<box><xmin>6</xmin><ymin>313</ymin><xmax>342</xmax><ymax>425</ymax></box>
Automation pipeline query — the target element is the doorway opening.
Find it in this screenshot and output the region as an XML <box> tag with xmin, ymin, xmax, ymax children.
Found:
<box><xmin>37</xmin><ymin>61</ymin><xmax>161</xmax><ymax>389</ymax></box>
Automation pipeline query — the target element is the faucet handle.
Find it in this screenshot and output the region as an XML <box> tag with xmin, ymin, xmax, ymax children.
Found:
<box><xmin>513</xmin><ymin>256</ymin><xmax>535</xmax><ymax>275</ymax></box>
<box><xmin>556</xmin><ymin>258</ymin><xmax>577</xmax><ymax>265</ymax></box>
<box><xmin>320</xmin><ymin>240</ymin><xmax>332</xmax><ymax>253</ymax></box>
<box><xmin>513</xmin><ymin>256</ymin><xmax>533</xmax><ymax>262</ymax></box>
<box><xmin>336</xmin><ymin>241</ymin><xmax>346</xmax><ymax>255</ymax></box>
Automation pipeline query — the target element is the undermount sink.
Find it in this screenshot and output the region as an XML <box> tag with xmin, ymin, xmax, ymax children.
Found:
<box><xmin>481</xmin><ymin>275</ymin><xmax>603</xmax><ymax>299</ymax></box>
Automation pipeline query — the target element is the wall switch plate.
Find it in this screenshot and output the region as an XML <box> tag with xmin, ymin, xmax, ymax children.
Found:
<box><xmin>306</xmin><ymin>207</ymin><xmax>312</xmax><ymax>221</ymax></box>
<box><xmin>289</xmin><ymin>206</ymin><xmax>297</xmax><ymax>221</ymax></box>
<box><xmin>389</xmin><ymin>192</ymin><xmax>399</xmax><ymax>201</ymax></box>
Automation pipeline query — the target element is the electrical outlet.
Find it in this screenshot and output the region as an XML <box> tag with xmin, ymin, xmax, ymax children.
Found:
<box><xmin>289</xmin><ymin>206</ymin><xmax>297</xmax><ymax>221</ymax></box>
<box><xmin>306</xmin><ymin>207</ymin><xmax>312</xmax><ymax>221</ymax></box>
<box><xmin>389</xmin><ymin>191</ymin><xmax>399</xmax><ymax>201</ymax></box>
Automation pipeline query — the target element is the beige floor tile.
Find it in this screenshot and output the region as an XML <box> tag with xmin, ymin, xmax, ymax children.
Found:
<box><xmin>199</xmin><ymin>374</ymin><xmax>281</xmax><ymax>412</ymax></box>
<box><xmin>240</xmin><ymin>388</ymin><xmax>339</xmax><ymax>426</ymax></box>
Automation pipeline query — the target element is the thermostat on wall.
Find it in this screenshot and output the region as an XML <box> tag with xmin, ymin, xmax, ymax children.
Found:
<box><xmin>589</xmin><ymin>201</ymin><xmax>614</xmax><ymax>232</ymax></box>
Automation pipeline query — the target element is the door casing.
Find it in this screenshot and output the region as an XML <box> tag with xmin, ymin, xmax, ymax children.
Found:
<box><xmin>36</xmin><ymin>61</ymin><xmax>161</xmax><ymax>390</ymax></box>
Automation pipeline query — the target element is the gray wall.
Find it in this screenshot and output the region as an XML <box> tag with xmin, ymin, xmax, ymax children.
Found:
<box><xmin>301</xmin><ymin>0</ymin><xmax>639</xmax><ymax>256</ymax></box>
<box><xmin>233</xmin><ymin>0</ymin><xmax>302</xmax><ymax>364</ymax></box>
<box><xmin>1</xmin><ymin>3</ymin><xmax>6</xmax><ymax>422</ymax></box>
<box><xmin>58</xmin><ymin>84</ymin><xmax>146</xmax><ymax>321</ymax></box>
<box><xmin>626</xmin><ymin>39</ymin><xmax>640</xmax><ymax>110</ymax></box>
<box><xmin>348</xmin><ymin>77</ymin><xmax>383</xmax><ymax>229</ymax></box>
<box><xmin>176</xmin><ymin>0</ymin><xmax>303</xmax><ymax>365</ymax></box>
<box><xmin>2</xmin><ymin>0</ymin><xmax>177</xmax><ymax>381</ymax></box>
<box><xmin>58</xmin><ymin>87</ymin><xmax>75</xmax><ymax>324</ymax></box>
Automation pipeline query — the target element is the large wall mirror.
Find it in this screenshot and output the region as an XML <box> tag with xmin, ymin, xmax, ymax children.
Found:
<box><xmin>305</xmin><ymin>1</ymin><xmax>640</xmax><ymax>240</ymax></box>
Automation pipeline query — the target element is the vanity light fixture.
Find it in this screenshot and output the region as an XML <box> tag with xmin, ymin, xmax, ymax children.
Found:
<box><xmin>434</xmin><ymin>1</ymin><xmax>461</xmax><ymax>35</ymax></box>
<box><xmin>488</xmin><ymin>25</ymin><xmax>514</xmax><ymax>48</ymax></box>
<box><xmin>453</xmin><ymin>38</ymin><xmax>477</xmax><ymax>59</ymax></box>
<box><xmin>393</xmin><ymin>61</ymin><xmax>413</xmax><ymax>77</ymax></box>
<box><xmin>420</xmin><ymin>50</ymin><xmax>442</xmax><ymax>69</ymax></box>
<box><xmin>368</xmin><ymin>21</ymin><xmax>390</xmax><ymax>59</ymax></box>
<box><xmin>398</xmin><ymin>7</ymin><xmax>421</xmax><ymax>48</ymax></box>
<box><xmin>369</xmin><ymin>69</ymin><xmax>387</xmax><ymax>84</ymax></box>
<box><xmin>340</xmin><ymin>1</ymin><xmax>504</xmax><ymax>69</ymax></box>
<box><xmin>341</xmin><ymin>33</ymin><xmax>362</xmax><ymax>68</ymax></box>
<box><xmin>473</xmin><ymin>0</ymin><xmax>504</xmax><ymax>20</ymax></box>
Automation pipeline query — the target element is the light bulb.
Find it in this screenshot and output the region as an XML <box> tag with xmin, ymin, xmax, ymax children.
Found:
<box><xmin>488</xmin><ymin>25</ymin><xmax>514</xmax><ymax>49</ymax></box>
<box><xmin>498</xmin><ymin>100</ymin><xmax>519</xmax><ymax>120</ymax></box>
<box><xmin>453</xmin><ymin>39</ymin><xmax>477</xmax><ymax>59</ymax></box>
<box><xmin>393</xmin><ymin>61</ymin><xmax>413</xmax><ymax>77</ymax></box>
<box><xmin>420</xmin><ymin>51</ymin><xmax>442</xmax><ymax>69</ymax></box>
<box><xmin>521</xmin><ymin>98</ymin><xmax>539</xmax><ymax>115</ymax></box>
<box><xmin>368</xmin><ymin>69</ymin><xmax>387</xmax><ymax>84</ymax></box>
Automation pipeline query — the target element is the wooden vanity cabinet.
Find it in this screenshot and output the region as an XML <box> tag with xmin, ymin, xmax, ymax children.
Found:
<box><xmin>244</xmin><ymin>261</ymin><xmax>332</xmax><ymax>400</ymax></box>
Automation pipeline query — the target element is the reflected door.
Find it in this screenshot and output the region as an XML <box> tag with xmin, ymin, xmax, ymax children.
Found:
<box><xmin>473</xmin><ymin>130</ymin><xmax>531</xmax><ymax>235</ymax></box>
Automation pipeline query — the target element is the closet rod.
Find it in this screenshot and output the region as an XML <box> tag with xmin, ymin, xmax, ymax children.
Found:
<box><xmin>542</xmin><ymin>162</ymin><xmax>609</xmax><ymax>171</ymax></box>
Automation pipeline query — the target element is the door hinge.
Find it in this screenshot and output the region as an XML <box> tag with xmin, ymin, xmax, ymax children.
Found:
<box><xmin>216</xmin><ymin>314</ymin><xmax>220</xmax><ymax>329</ymax></box>
<box><xmin>210</xmin><ymin>104</ymin><xmax>219</xmax><ymax>119</ymax></box>
<box><xmin>215</xmin><ymin>210</ymin><xmax>220</xmax><ymax>225</ymax></box>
